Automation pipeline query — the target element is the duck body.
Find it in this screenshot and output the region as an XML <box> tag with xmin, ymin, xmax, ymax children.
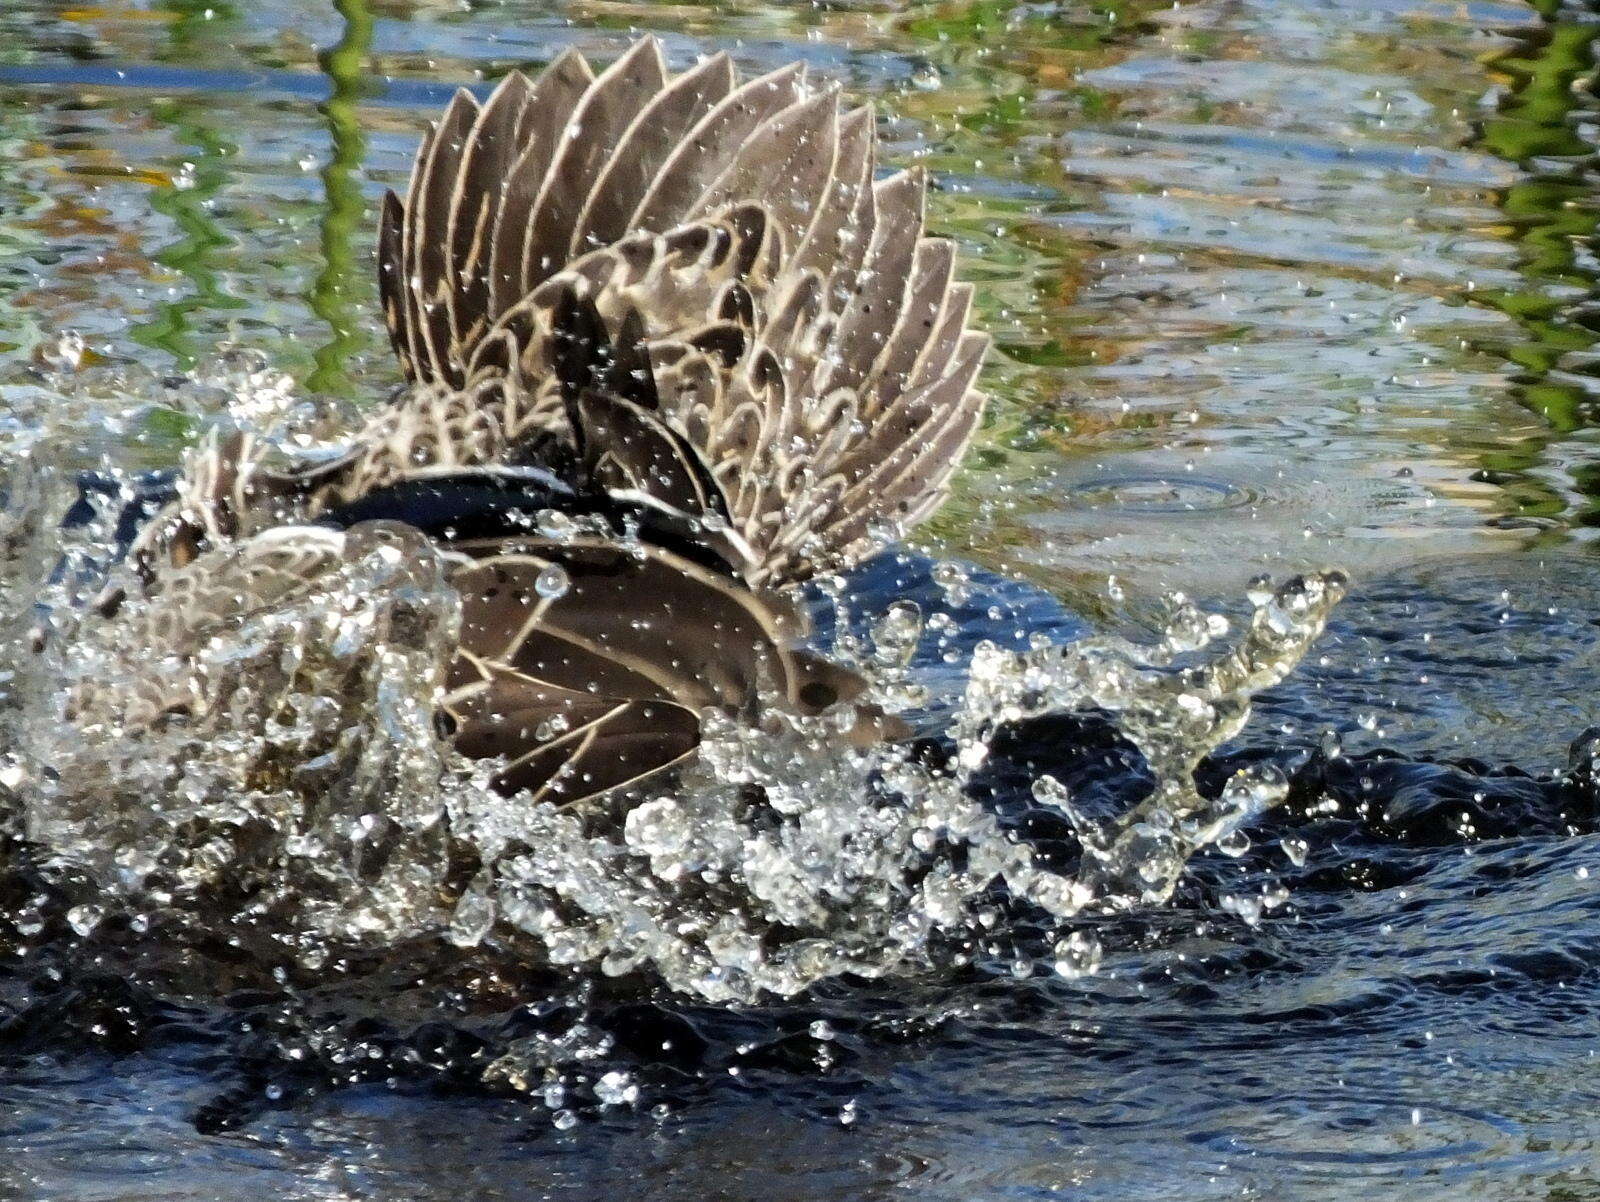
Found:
<box><xmin>97</xmin><ymin>37</ymin><xmax>989</xmax><ymax>812</ymax></box>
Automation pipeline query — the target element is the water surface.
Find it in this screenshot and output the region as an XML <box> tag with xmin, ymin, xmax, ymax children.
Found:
<box><xmin>4</xmin><ymin>0</ymin><xmax>1600</xmax><ymax>1198</ymax></box>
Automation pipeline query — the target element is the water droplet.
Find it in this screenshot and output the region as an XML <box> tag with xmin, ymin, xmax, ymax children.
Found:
<box><xmin>1217</xmin><ymin>829</ymin><xmax>1251</xmax><ymax>857</ymax></box>
<box><xmin>595</xmin><ymin>1070</ymin><xmax>638</xmax><ymax>1106</ymax></box>
<box><xmin>1053</xmin><ymin>931</ymin><xmax>1103</xmax><ymax>979</ymax></box>
<box><xmin>535</xmin><ymin>564</ymin><xmax>570</xmax><ymax>600</ymax></box>
<box><xmin>66</xmin><ymin>905</ymin><xmax>103</xmax><ymax>937</ymax></box>
<box><xmin>446</xmin><ymin>875</ymin><xmax>497</xmax><ymax>948</ymax></box>
<box><xmin>872</xmin><ymin>601</ymin><xmax>923</xmax><ymax>668</ymax></box>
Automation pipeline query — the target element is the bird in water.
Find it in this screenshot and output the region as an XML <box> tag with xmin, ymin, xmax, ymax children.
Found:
<box><xmin>90</xmin><ymin>37</ymin><xmax>990</xmax><ymax>812</ymax></box>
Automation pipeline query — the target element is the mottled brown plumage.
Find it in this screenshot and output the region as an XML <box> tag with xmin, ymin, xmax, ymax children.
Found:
<box><xmin>115</xmin><ymin>37</ymin><xmax>990</xmax><ymax>811</ymax></box>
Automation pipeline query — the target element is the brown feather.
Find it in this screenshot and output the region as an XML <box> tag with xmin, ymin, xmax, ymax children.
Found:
<box><xmin>572</xmin><ymin>52</ymin><xmax>738</xmax><ymax>254</ymax></box>
<box><xmin>128</xmin><ymin>41</ymin><xmax>1001</xmax><ymax>812</ymax></box>
<box><xmin>691</xmin><ymin>89</ymin><xmax>841</xmax><ymax>257</ymax></box>
<box><xmin>445</xmin><ymin>72</ymin><xmax>536</xmax><ymax>363</ymax></box>
<box><xmin>519</xmin><ymin>38</ymin><xmax>670</xmax><ymax>298</ymax></box>
<box><xmin>487</xmin><ymin>49</ymin><xmax>596</xmax><ymax>318</ymax></box>
<box><xmin>378</xmin><ymin>190</ymin><xmax>413</xmax><ymax>379</ymax></box>
<box><xmin>407</xmin><ymin>89</ymin><xmax>480</xmax><ymax>383</ymax></box>
<box><xmin>628</xmin><ymin>63</ymin><xmax>806</xmax><ymax>234</ymax></box>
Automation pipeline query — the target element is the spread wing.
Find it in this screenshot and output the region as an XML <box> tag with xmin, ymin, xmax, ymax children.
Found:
<box><xmin>365</xmin><ymin>37</ymin><xmax>989</xmax><ymax>587</ymax></box>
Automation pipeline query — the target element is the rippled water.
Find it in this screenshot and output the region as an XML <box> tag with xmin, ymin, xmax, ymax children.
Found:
<box><xmin>4</xmin><ymin>0</ymin><xmax>1600</xmax><ymax>1198</ymax></box>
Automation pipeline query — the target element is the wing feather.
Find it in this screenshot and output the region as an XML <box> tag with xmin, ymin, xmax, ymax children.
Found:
<box><xmin>406</xmin><ymin>89</ymin><xmax>480</xmax><ymax>383</ymax></box>
<box><xmin>364</xmin><ymin>43</ymin><xmax>989</xmax><ymax>590</ymax></box>
<box><xmin>691</xmin><ymin>89</ymin><xmax>841</xmax><ymax>257</ymax></box>
<box><xmin>446</xmin><ymin>657</ymin><xmax>700</xmax><ymax>805</ymax></box>
<box><xmin>628</xmin><ymin>63</ymin><xmax>807</xmax><ymax>234</ymax></box>
<box><xmin>378</xmin><ymin>190</ymin><xmax>412</xmax><ymax>378</ymax></box>
<box><xmin>571</xmin><ymin>52</ymin><xmax>738</xmax><ymax>255</ymax></box>
<box><xmin>487</xmin><ymin>49</ymin><xmax>596</xmax><ymax>319</ymax></box>
<box><xmin>518</xmin><ymin>38</ymin><xmax>670</xmax><ymax>298</ymax></box>
<box><xmin>444</xmin><ymin>71</ymin><xmax>535</xmax><ymax>364</ymax></box>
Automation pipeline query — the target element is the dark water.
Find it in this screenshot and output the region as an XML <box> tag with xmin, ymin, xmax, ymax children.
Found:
<box><xmin>5</xmin><ymin>0</ymin><xmax>1600</xmax><ymax>1198</ymax></box>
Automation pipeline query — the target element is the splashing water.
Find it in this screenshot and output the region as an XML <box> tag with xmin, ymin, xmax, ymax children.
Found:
<box><xmin>0</xmin><ymin>354</ymin><xmax>1344</xmax><ymax>1013</ymax></box>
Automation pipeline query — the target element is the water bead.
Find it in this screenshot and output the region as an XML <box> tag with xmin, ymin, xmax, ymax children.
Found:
<box><xmin>534</xmin><ymin>564</ymin><xmax>570</xmax><ymax>600</ymax></box>
<box><xmin>65</xmin><ymin>904</ymin><xmax>103</xmax><ymax>937</ymax></box>
<box><xmin>1216</xmin><ymin>829</ymin><xmax>1251</xmax><ymax>857</ymax></box>
<box><xmin>1053</xmin><ymin>931</ymin><xmax>1103</xmax><ymax>979</ymax></box>
<box><xmin>595</xmin><ymin>1070</ymin><xmax>638</xmax><ymax>1106</ymax></box>
<box><xmin>1032</xmin><ymin>774</ymin><xmax>1071</xmax><ymax>808</ymax></box>
<box><xmin>446</xmin><ymin>877</ymin><xmax>497</xmax><ymax>948</ymax></box>
<box><xmin>871</xmin><ymin>600</ymin><xmax>924</xmax><ymax>668</ymax></box>
<box><xmin>931</xmin><ymin>560</ymin><xmax>972</xmax><ymax>604</ymax></box>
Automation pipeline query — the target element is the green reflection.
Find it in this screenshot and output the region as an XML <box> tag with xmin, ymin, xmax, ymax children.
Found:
<box><xmin>130</xmin><ymin>0</ymin><xmax>247</xmax><ymax>368</ymax></box>
<box><xmin>901</xmin><ymin>0</ymin><xmax>1152</xmax><ymax>50</ymax></box>
<box><xmin>893</xmin><ymin>0</ymin><xmax>1171</xmax><ymax>566</ymax></box>
<box><xmin>1477</xmin><ymin>19</ymin><xmax>1600</xmax><ymax>434</ymax></box>
<box><xmin>1466</xmin><ymin>11</ymin><xmax>1600</xmax><ymax>533</ymax></box>
<box><xmin>155</xmin><ymin>0</ymin><xmax>241</xmax><ymax>47</ymax></box>
<box><xmin>128</xmin><ymin>98</ymin><xmax>247</xmax><ymax>368</ymax></box>
<box><xmin>308</xmin><ymin>0</ymin><xmax>377</xmax><ymax>397</ymax></box>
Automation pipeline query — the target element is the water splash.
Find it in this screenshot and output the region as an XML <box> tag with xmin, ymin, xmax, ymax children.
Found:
<box><xmin>0</xmin><ymin>356</ymin><xmax>1345</xmax><ymax>1016</ymax></box>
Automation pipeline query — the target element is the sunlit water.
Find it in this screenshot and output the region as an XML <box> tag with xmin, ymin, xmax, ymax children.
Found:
<box><xmin>4</xmin><ymin>0</ymin><xmax>1600</xmax><ymax>1199</ymax></box>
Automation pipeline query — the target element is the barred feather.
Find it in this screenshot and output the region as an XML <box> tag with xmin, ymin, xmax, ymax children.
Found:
<box><xmin>440</xmin><ymin>537</ymin><xmax>875</xmax><ymax>802</ymax></box>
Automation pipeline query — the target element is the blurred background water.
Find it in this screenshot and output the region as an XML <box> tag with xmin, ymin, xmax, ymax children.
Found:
<box><xmin>5</xmin><ymin>0</ymin><xmax>1600</xmax><ymax>1198</ymax></box>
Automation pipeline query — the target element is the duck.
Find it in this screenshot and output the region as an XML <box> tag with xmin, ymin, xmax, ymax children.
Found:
<box><xmin>94</xmin><ymin>36</ymin><xmax>990</xmax><ymax>811</ymax></box>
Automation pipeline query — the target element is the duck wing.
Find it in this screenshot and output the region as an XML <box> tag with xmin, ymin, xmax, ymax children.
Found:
<box><xmin>365</xmin><ymin>40</ymin><xmax>988</xmax><ymax>588</ymax></box>
<box><xmin>443</xmin><ymin>656</ymin><xmax>700</xmax><ymax>806</ymax></box>
<box><xmin>440</xmin><ymin>536</ymin><xmax>875</xmax><ymax>802</ymax></box>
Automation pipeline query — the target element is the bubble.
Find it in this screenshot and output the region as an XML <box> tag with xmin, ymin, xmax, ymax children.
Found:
<box><xmin>595</xmin><ymin>1070</ymin><xmax>638</xmax><ymax>1106</ymax></box>
<box><xmin>1216</xmin><ymin>829</ymin><xmax>1251</xmax><ymax>857</ymax></box>
<box><xmin>931</xmin><ymin>561</ymin><xmax>971</xmax><ymax>605</ymax></box>
<box><xmin>534</xmin><ymin>564</ymin><xmax>570</xmax><ymax>600</ymax></box>
<box><xmin>1053</xmin><ymin>931</ymin><xmax>1103</xmax><ymax>979</ymax></box>
<box><xmin>871</xmin><ymin>601</ymin><xmax>923</xmax><ymax>668</ymax></box>
<box><xmin>1032</xmin><ymin>774</ymin><xmax>1071</xmax><ymax>808</ymax></box>
<box><xmin>1220</xmin><ymin>893</ymin><xmax>1264</xmax><ymax>925</ymax></box>
<box><xmin>536</xmin><ymin>510</ymin><xmax>576</xmax><ymax>541</ymax></box>
<box><xmin>446</xmin><ymin>876</ymin><xmax>497</xmax><ymax>948</ymax></box>
<box><xmin>65</xmin><ymin>904</ymin><xmax>102</xmax><ymax>937</ymax></box>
